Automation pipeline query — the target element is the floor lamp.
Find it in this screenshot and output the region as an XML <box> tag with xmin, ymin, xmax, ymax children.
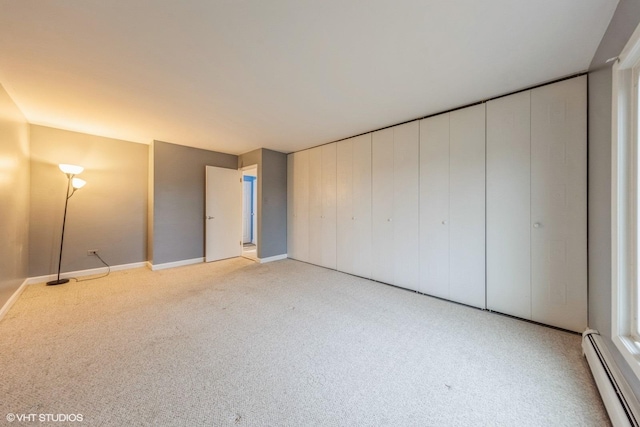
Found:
<box><xmin>47</xmin><ymin>164</ymin><xmax>86</xmax><ymax>286</ymax></box>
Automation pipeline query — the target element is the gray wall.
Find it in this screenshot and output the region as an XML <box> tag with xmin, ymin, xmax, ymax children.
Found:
<box><xmin>29</xmin><ymin>125</ymin><xmax>148</xmax><ymax>276</ymax></box>
<box><xmin>260</xmin><ymin>149</ymin><xmax>287</xmax><ymax>258</ymax></box>
<box><xmin>152</xmin><ymin>140</ymin><xmax>237</xmax><ymax>265</ymax></box>
<box><xmin>588</xmin><ymin>0</ymin><xmax>640</xmax><ymax>398</ymax></box>
<box><xmin>238</xmin><ymin>148</ymin><xmax>288</xmax><ymax>259</ymax></box>
<box><xmin>0</xmin><ymin>84</ymin><xmax>29</xmax><ymax>307</ymax></box>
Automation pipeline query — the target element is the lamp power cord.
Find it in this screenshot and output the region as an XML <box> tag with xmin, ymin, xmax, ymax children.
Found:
<box><xmin>72</xmin><ymin>252</ymin><xmax>111</xmax><ymax>282</ymax></box>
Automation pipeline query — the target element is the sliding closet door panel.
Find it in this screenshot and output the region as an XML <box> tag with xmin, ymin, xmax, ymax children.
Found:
<box><xmin>321</xmin><ymin>143</ymin><xmax>337</xmax><ymax>269</ymax></box>
<box><xmin>352</xmin><ymin>134</ymin><xmax>372</xmax><ymax>279</ymax></box>
<box><xmin>419</xmin><ymin>113</ymin><xmax>450</xmax><ymax>298</ymax></box>
<box><xmin>487</xmin><ymin>91</ymin><xmax>531</xmax><ymax>319</ymax></box>
<box><xmin>336</xmin><ymin>139</ymin><xmax>354</xmax><ymax>274</ymax></box>
<box><xmin>308</xmin><ymin>147</ymin><xmax>323</xmax><ymax>266</ymax></box>
<box><xmin>372</xmin><ymin>128</ymin><xmax>395</xmax><ymax>285</ymax></box>
<box><xmin>287</xmin><ymin>154</ymin><xmax>295</xmax><ymax>259</ymax></box>
<box><xmin>530</xmin><ymin>76</ymin><xmax>587</xmax><ymax>332</ymax></box>
<box><xmin>293</xmin><ymin>150</ymin><xmax>310</xmax><ymax>262</ymax></box>
<box><xmin>393</xmin><ymin>121</ymin><xmax>420</xmax><ymax>291</ymax></box>
<box><xmin>449</xmin><ymin>104</ymin><xmax>486</xmax><ymax>309</ymax></box>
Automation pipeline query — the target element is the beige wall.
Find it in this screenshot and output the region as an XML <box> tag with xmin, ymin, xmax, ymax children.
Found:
<box><xmin>0</xmin><ymin>84</ymin><xmax>30</xmax><ymax>306</ymax></box>
<box><xmin>29</xmin><ymin>126</ymin><xmax>148</xmax><ymax>276</ymax></box>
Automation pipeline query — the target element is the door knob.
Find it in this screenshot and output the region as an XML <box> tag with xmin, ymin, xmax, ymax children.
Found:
<box><xmin>533</xmin><ymin>222</ymin><xmax>541</xmax><ymax>228</ymax></box>
<box><xmin>387</xmin><ymin>218</ymin><xmax>392</xmax><ymax>222</ymax></box>
<box><xmin>442</xmin><ymin>220</ymin><xmax>448</xmax><ymax>225</ymax></box>
<box><xmin>207</xmin><ymin>216</ymin><xmax>215</xmax><ymax>220</ymax></box>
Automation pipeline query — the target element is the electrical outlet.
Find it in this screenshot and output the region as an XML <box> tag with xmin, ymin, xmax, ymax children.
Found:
<box><xmin>87</xmin><ymin>250</ymin><xmax>98</xmax><ymax>256</ymax></box>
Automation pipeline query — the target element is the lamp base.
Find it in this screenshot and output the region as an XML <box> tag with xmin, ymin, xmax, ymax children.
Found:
<box><xmin>46</xmin><ymin>278</ymin><xmax>70</xmax><ymax>286</ymax></box>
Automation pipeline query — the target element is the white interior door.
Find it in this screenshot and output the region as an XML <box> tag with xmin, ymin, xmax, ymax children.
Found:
<box><xmin>205</xmin><ymin>166</ymin><xmax>242</xmax><ymax>262</ymax></box>
<box><xmin>530</xmin><ymin>76</ymin><xmax>587</xmax><ymax>332</ymax></box>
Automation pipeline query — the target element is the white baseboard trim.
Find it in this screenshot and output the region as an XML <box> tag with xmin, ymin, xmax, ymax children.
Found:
<box><xmin>583</xmin><ymin>329</ymin><xmax>640</xmax><ymax>426</ymax></box>
<box><xmin>258</xmin><ymin>254</ymin><xmax>287</xmax><ymax>264</ymax></box>
<box><xmin>0</xmin><ymin>278</ymin><xmax>29</xmax><ymax>322</ymax></box>
<box><xmin>27</xmin><ymin>261</ymin><xmax>147</xmax><ymax>285</ymax></box>
<box><xmin>149</xmin><ymin>257</ymin><xmax>204</xmax><ymax>271</ymax></box>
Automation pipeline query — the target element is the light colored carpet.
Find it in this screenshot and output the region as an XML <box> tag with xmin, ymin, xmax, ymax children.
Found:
<box><xmin>0</xmin><ymin>258</ymin><xmax>608</xmax><ymax>426</ymax></box>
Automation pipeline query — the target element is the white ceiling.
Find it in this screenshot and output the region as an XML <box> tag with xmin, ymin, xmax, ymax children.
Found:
<box><xmin>0</xmin><ymin>0</ymin><xmax>618</xmax><ymax>155</ymax></box>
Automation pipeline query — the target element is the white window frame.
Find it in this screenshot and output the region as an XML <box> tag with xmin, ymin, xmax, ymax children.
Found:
<box><xmin>613</xmin><ymin>20</ymin><xmax>640</xmax><ymax>379</ymax></box>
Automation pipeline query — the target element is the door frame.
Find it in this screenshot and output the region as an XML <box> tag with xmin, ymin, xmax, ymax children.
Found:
<box><xmin>241</xmin><ymin>165</ymin><xmax>259</xmax><ymax>253</ymax></box>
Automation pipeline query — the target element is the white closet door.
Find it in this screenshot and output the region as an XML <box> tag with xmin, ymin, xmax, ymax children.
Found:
<box><xmin>487</xmin><ymin>91</ymin><xmax>531</xmax><ymax>319</ymax></box>
<box><xmin>530</xmin><ymin>76</ymin><xmax>587</xmax><ymax>332</ymax></box>
<box><xmin>336</xmin><ymin>138</ymin><xmax>354</xmax><ymax>274</ymax></box>
<box><xmin>291</xmin><ymin>151</ymin><xmax>310</xmax><ymax>262</ymax></box>
<box><xmin>449</xmin><ymin>104</ymin><xmax>486</xmax><ymax>308</ymax></box>
<box><xmin>372</xmin><ymin>128</ymin><xmax>395</xmax><ymax>285</ymax></box>
<box><xmin>321</xmin><ymin>143</ymin><xmax>337</xmax><ymax>269</ymax></box>
<box><xmin>287</xmin><ymin>154</ymin><xmax>295</xmax><ymax>259</ymax></box>
<box><xmin>351</xmin><ymin>134</ymin><xmax>372</xmax><ymax>279</ymax></box>
<box><xmin>419</xmin><ymin>113</ymin><xmax>450</xmax><ymax>298</ymax></box>
<box><xmin>308</xmin><ymin>147</ymin><xmax>323</xmax><ymax>265</ymax></box>
<box><xmin>393</xmin><ymin>121</ymin><xmax>420</xmax><ymax>291</ymax></box>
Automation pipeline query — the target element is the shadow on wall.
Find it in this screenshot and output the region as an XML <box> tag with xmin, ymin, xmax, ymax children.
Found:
<box><xmin>29</xmin><ymin>126</ymin><xmax>148</xmax><ymax>277</ymax></box>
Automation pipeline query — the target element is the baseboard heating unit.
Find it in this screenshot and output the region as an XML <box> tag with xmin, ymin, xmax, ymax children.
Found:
<box><xmin>583</xmin><ymin>330</ymin><xmax>640</xmax><ymax>426</ymax></box>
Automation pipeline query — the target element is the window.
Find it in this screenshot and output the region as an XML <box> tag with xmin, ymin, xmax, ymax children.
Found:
<box><xmin>613</xmin><ymin>24</ymin><xmax>640</xmax><ymax>378</ymax></box>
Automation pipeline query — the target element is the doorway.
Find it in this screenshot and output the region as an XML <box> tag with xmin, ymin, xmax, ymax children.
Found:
<box><xmin>242</xmin><ymin>166</ymin><xmax>258</xmax><ymax>260</ymax></box>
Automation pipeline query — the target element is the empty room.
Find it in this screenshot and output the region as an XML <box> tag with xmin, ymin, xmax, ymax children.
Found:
<box><xmin>2</xmin><ymin>1</ymin><xmax>640</xmax><ymax>425</ymax></box>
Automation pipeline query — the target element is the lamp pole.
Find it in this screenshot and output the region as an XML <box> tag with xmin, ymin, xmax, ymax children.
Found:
<box><xmin>47</xmin><ymin>174</ymin><xmax>74</xmax><ymax>285</ymax></box>
<box><xmin>47</xmin><ymin>164</ymin><xmax>85</xmax><ymax>286</ymax></box>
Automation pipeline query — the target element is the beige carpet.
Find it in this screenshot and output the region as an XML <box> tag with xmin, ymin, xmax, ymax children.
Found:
<box><xmin>0</xmin><ymin>258</ymin><xmax>609</xmax><ymax>426</ymax></box>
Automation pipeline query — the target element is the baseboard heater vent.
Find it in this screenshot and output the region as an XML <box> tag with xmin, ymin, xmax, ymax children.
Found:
<box><xmin>583</xmin><ymin>330</ymin><xmax>640</xmax><ymax>427</ymax></box>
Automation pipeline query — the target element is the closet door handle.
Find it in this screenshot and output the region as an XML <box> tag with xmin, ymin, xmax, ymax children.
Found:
<box><xmin>207</xmin><ymin>216</ymin><xmax>215</xmax><ymax>220</ymax></box>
